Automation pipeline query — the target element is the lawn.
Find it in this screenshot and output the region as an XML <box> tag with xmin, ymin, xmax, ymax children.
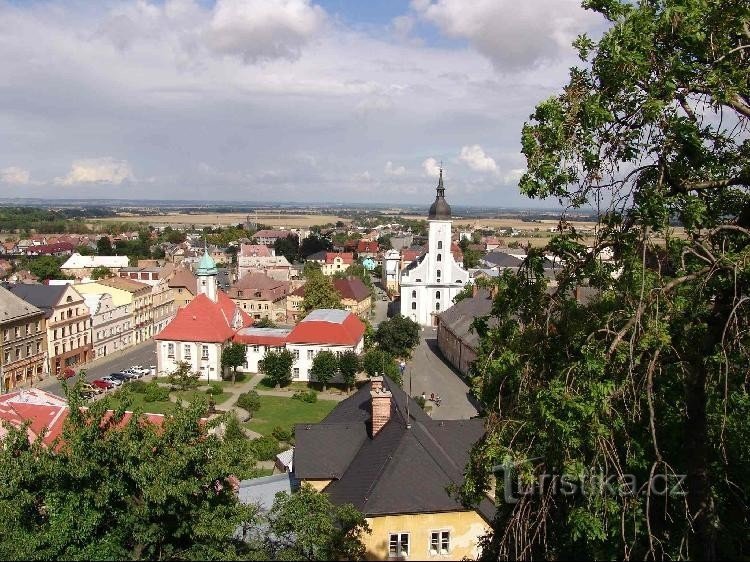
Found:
<box><xmin>255</xmin><ymin>377</ymin><xmax>351</xmax><ymax>394</ymax></box>
<box><xmin>173</xmin><ymin>389</ymin><xmax>232</xmax><ymax>405</ymax></box>
<box><xmin>244</xmin><ymin>395</ymin><xmax>338</xmax><ymax>437</ymax></box>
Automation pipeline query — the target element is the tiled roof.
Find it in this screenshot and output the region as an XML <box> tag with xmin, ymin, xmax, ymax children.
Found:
<box><xmin>294</xmin><ymin>377</ymin><xmax>494</xmax><ymax>520</ymax></box>
<box><xmin>97</xmin><ymin>276</ymin><xmax>151</xmax><ymax>293</ymax></box>
<box><xmin>437</xmin><ymin>288</ymin><xmax>495</xmax><ymax>351</ymax></box>
<box><xmin>286</xmin><ymin>309</ymin><xmax>364</xmax><ymax>346</ymax></box>
<box><xmin>325</xmin><ymin>252</ymin><xmax>354</xmax><ymax>264</ymax></box>
<box><xmin>233</xmin><ymin>327</ymin><xmax>292</xmax><ymax>346</ymax></box>
<box><xmin>61</xmin><ymin>253</ymin><xmax>129</xmax><ymax>270</ymax></box>
<box><xmin>8</xmin><ymin>283</ymin><xmax>70</xmax><ymax>318</ymax></box>
<box><xmin>167</xmin><ymin>267</ymin><xmax>198</xmax><ymax>294</ymax></box>
<box><xmin>239</xmin><ymin>244</ymin><xmax>272</xmax><ymax>257</ymax></box>
<box><xmin>0</xmin><ymin>285</ymin><xmax>44</xmax><ymax>323</ymax></box>
<box><xmin>356</xmin><ymin>240</ymin><xmax>379</xmax><ymax>253</ymax></box>
<box><xmin>332</xmin><ymin>277</ymin><xmax>370</xmax><ymax>302</ymax></box>
<box><xmin>156</xmin><ymin>292</ymin><xmax>252</xmax><ymax>343</ymax></box>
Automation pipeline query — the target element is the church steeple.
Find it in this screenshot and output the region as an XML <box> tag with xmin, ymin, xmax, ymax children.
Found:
<box><xmin>428</xmin><ymin>167</ymin><xmax>451</xmax><ymax>220</ymax></box>
<box><xmin>196</xmin><ymin>242</ymin><xmax>219</xmax><ymax>302</ymax></box>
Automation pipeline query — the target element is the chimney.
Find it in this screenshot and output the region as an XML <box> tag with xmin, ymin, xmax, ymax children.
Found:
<box><xmin>370</xmin><ymin>375</ymin><xmax>384</xmax><ymax>393</ymax></box>
<box><xmin>370</xmin><ymin>383</ymin><xmax>391</xmax><ymax>437</ymax></box>
<box><xmin>472</xmin><ymin>283</ymin><xmax>478</xmax><ymax>298</ymax></box>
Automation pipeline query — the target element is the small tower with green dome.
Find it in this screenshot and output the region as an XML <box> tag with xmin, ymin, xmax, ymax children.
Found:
<box><xmin>196</xmin><ymin>244</ymin><xmax>219</xmax><ymax>302</ymax></box>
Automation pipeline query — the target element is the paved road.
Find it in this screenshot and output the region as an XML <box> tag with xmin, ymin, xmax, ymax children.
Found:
<box><xmin>405</xmin><ymin>327</ymin><xmax>479</xmax><ymax>420</ymax></box>
<box><xmin>38</xmin><ymin>340</ymin><xmax>158</xmax><ymax>397</ymax></box>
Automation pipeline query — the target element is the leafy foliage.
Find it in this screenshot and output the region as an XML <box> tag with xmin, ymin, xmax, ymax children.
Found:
<box><xmin>463</xmin><ymin>2</ymin><xmax>750</xmax><ymax>559</ymax></box>
<box><xmin>236</xmin><ymin>390</ymin><xmax>261</xmax><ymax>421</ymax></box>
<box><xmin>361</xmin><ymin>348</ymin><xmax>402</xmax><ymax>385</ymax></box>
<box><xmin>338</xmin><ymin>350</ymin><xmax>360</xmax><ymax>390</ymax></box>
<box><xmin>90</xmin><ymin>265</ymin><xmax>112</xmax><ymax>280</ymax></box>
<box><xmin>374</xmin><ymin>314</ymin><xmax>420</xmax><ymax>358</ymax></box>
<box><xmin>167</xmin><ymin>360</ymin><xmax>200</xmax><ymax>391</ymax></box>
<box><xmin>301</xmin><ymin>274</ymin><xmax>343</xmax><ymax>316</ymax></box>
<box><xmin>292</xmin><ymin>390</ymin><xmax>318</xmax><ymax>404</ymax></box>
<box><xmin>258</xmin><ymin>349</ymin><xmax>294</xmax><ymax>388</ymax></box>
<box><xmin>309</xmin><ymin>350</ymin><xmax>338</xmax><ymax>389</ymax></box>
<box><xmin>221</xmin><ymin>343</ymin><xmax>247</xmax><ymax>383</ymax></box>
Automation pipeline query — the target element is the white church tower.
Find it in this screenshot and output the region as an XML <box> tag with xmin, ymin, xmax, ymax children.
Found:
<box><xmin>196</xmin><ymin>245</ymin><xmax>219</xmax><ymax>302</ymax></box>
<box><xmin>400</xmin><ymin>169</ymin><xmax>469</xmax><ymax>326</ymax></box>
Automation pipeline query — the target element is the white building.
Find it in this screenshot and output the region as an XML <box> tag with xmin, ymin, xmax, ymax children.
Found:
<box><xmin>382</xmin><ymin>249</ymin><xmax>402</xmax><ymax>294</ymax></box>
<box><xmin>60</xmin><ymin>253</ymin><xmax>130</xmax><ymax>279</ymax></box>
<box><xmin>234</xmin><ymin>309</ymin><xmax>366</xmax><ymax>382</ymax></box>
<box><xmin>399</xmin><ymin>170</ymin><xmax>469</xmax><ymax>326</ymax></box>
<box><xmin>155</xmin><ymin>250</ymin><xmax>252</xmax><ymax>381</ymax></box>
<box><xmin>83</xmin><ymin>293</ymin><xmax>133</xmax><ymax>359</ymax></box>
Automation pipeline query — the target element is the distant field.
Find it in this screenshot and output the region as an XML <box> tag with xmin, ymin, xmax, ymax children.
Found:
<box><xmin>91</xmin><ymin>212</ymin><xmax>348</xmax><ymax>228</ymax></box>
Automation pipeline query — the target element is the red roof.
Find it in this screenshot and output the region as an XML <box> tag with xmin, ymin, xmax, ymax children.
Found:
<box><xmin>325</xmin><ymin>252</ymin><xmax>354</xmax><ymax>265</ymax></box>
<box><xmin>156</xmin><ymin>291</ymin><xmax>253</xmax><ymax>343</ymax></box>
<box><xmin>356</xmin><ymin>240</ymin><xmax>379</xmax><ymax>253</ymax></box>
<box><xmin>286</xmin><ymin>309</ymin><xmax>365</xmax><ymax>346</ymax></box>
<box><xmin>332</xmin><ymin>277</ymin><xmax>370</xmax><ymax>302</ymax></box>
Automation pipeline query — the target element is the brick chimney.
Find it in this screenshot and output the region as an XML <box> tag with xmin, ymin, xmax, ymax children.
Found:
<box><xmin>370</xmin><ymin>380</ymin><xmax>391</xmax><ymax>437</ymax></box>
<box><xmin>370</xmin><ymin>375</ymin><xmax>384</xmax><ymax>393</ymax></box>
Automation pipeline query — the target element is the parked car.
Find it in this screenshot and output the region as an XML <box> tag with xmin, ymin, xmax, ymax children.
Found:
<box><xmin>131</xmin><ymin>365</ymin><xmax>150</xmax><ymax>375</ymax></box>
<box><xmin>117</xmin><ymin>370</ymin><xmax>140</xmax><ymax>380</ymax></box>
<box><xmin>121</xmin><ymin>368</ymin><xmax>144</xmax><ymax>379</ymax></box>
<box><xmin>102</xmin><ymin>375</ymin><xmax>123</xmax><ymax>387</ymax></box>
<box><xmin>92</xmin><ymin>378</ymin><xmax>115</xmax><ymax>390</ymax></box>
<box><xmin>108</xmin><ymin>372</ymin><xmax>131</xmax><ymax>383</ymax></box>
<box><xmin>57</xmin><ymin>367</ymin><xmax>76</xmax><ymax>380</ymax></box>
<box><xmin>81</xmin><ymin>382</ymin><xmax>103</xmax><ymax>395</ymax></box>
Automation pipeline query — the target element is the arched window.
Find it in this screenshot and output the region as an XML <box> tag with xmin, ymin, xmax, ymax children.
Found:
<box><xmin>412</xmin><ymin>290</ymin><xmax>416</xmax><ymax>298</ymax></box>
<box><xmin>437</xmin><ymin>253</ymin><xmax>442</xmax><ymax>262</ymax></box>
<box><xmin>437</xmin><ymin>241</ymin><xmax>443</xmax><ymax>249</ymax></box>
<box><xmin>437</xmin><ymin>269</ymin><xmax>442</xmax><ymax>279</ymax></box>
<box><xmin>436</xmin><ymin>291</ymin><xmax>441</xmax><ymax>299</ymax></box>
<box><xmin>436</xmin><ymin>302</ymin><xmax>441</xmax><ymax>311</ymax></box>
<box><xmin>411</xmin><ymin>302</ymin><xmax>416</xmax><ymax>310</ymax></box>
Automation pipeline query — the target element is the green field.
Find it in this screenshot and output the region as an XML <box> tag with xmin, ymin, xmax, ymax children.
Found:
<box><xmin>244</xmin><ymin>395</ymin><xmax>338</xmax><ymax>436</ymax></box>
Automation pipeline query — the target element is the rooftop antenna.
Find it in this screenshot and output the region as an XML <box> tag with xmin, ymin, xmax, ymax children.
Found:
<box><xmin>405</xmin><ymin>367</ymin><xmax>412</xmax><ymax>429</ymax></box>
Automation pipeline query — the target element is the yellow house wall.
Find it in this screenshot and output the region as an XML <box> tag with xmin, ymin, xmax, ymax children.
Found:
<box><xmin>363</xmin><ymin>511</ymin><xmax>490</xmax><ymax>561</ymax></box>
<box><xmin>303</xmin><ymin>479</ymin><xmax>333</xmax><ymax>492</ymax></box>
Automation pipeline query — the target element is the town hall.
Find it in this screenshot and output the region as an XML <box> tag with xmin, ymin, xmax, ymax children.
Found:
<box><xmin>399</xmin><ymin>170</ymin><xmax>469</xmax><ymax>326</ymax></box>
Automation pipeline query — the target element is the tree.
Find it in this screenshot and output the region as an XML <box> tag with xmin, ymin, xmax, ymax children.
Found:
<box><xmin>0</xmin><ymin>394</ymin><xmax>263</xmax><ymax>560</ymax></box>
<box><xmin>374</xmin><ymin>315</ymin><xmax>420</xmax><ymax>358</ymax></box>
<box><xmin>300</xmin><ymin>234</ymin><xmax>332</xmax><ymax>259</ymax></box>
<box><xmin>223</xmin><ymin>410</ymin><xmax>246</xmax><ymax>441</ymax></box>
<box><xmin>236</xmin><ymin>390</ymin><xmax>261</xmax><ymax>421</ymax></box>
<box><xmin>96</xmin><ymin>236</ymin><xmax>113</xmax><ymax>255</ymax></box>
<box><xmin>167</xmin><ymin>360</ymin><xmax>200</xmax><ymax>391</ymax></box>
<box><xmin>361</xmin><ymin>348</ymin><xmax>401</xmax><ymax>385</ymax></box>
<box><xmin>301</xmin><ymin>275</ymin><xmax>343</xmax><ymax>316</ymax></box>
<box><xmin>376</xmin><ymin>234</ymin><xmax>392</xmax><ymax>250</ymax></box>
<box><xmin>302</xmin><ymin>260</ymin><xmax>323</xmax><ymax>279</ymax></box>
<box><xmin>273</xmin><ymin>234</ymin><xmax>300</xmax><ymax>264</ymax></box>
<box><xmin>309</xmin><ymin>350</ymin><xmax>338</xmax><ymax>391</ymax></box>
<box><xmin>221</xmin><ymin>343</ymin><xmax>247</xmax><ymax>384</ymax></box>
<box><xmin>75</xmin><ymin>244</ymin><xmax>94</xmax><ymax>256</ymax></box>
<box><xmin>253</xmin><ymin>317</ymin><xmax>277</xmax><ymax>328</ymax></box>
<box><xmin>462</xmin><ymin>246</ymin><xmax>481</xmax><ymax>269</ymax></box>
<box><xmin>338</xmin><ymin>350</ymin><xmax>360</xmax><ymax>391</ymax></box>
<box><xmin>259</xmin><ymin>349</ymin><xmax>294</xmax><ymax>388</ymax></box>
<box><xmin>462</xmin><ymin>2</ymin><xmax>750</xmax><ymax>560</ymax></box>
<box><xmin>90</xmin><ymin>266</ymin><xmax>111</xmax><ymax>280</ymax></box>
<box><xmin>265</xmin><ymin>483</ymin><xmax>370</xmax><ymax>561</ymax></box>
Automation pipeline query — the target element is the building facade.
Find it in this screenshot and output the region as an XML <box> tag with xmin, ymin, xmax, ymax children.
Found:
<box><xmin>97</xmin><ymin>277</ymin><xmax>153</xmax><ymax>344</ymax></box>
<box><xmin>151</xmin><ymin>277</ymin><xmax>177</xmax><ymax>336</ymax></box>
<box><xmin>400</xmin><ymin>170</ymin><xmax>469</xmax><ymax>326</ymax></box>
<box><xmin>0</xmin><ymin>286</ymin><xmax>47</xmax><ymax>392</ymax></box>
<box><xmin>83</xmin><ymin>292</ymin><xmax>133</xmax><ymax>359</ymax></box>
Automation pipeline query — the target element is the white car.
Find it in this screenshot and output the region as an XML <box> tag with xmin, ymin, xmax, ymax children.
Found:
<box><xmin>130</xmin><ymin>365</ymin><xmax>150</xmax><ymax>375</ymax></box>
<box><xmin>121</xmin><ymin>368</ymin><xmax>144</xmax><ymax>379</ymax></box>
<box><xmin>102</xmin><ymin>375</ymin><xmax>123</xmax><ymax>387</ymax></box>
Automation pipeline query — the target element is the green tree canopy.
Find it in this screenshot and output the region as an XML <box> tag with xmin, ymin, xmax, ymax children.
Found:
<box><xmin>265</xmin><ymin>484</ymin><xmax>370</xmax><ymax>561</ymax></box>
<box><xmin>221</xmin><ymin>343</ymin><xmax>247</xmax><ymax>384</ymax></box>
<box><xmin>96</xmin><ymin>236</ymin><xmax>113</xmax><ymax>255</ymax></box>
<box><xmin>90</xmin><ymin>266</ymin><xmax>112</xmax><ymax>280</ymax></box>
<box><xmin>338</xmin><ymin>350</ymin><xmax>360</xmax><ymax>391</ymax></box>
<box><xmin>167</xmin><ymin>360</ymin><xmax>200</xmax><ymax>391</ymax></box>
<box><xmin>273</xmin><ymin>234</ymin><xmax>300</xmax><ymax>264</ymax></box>
<box><xmin>361</xmin><ymin>348</ymin><xmax>401</xmax><ymax>385</ymax></box>
<box><xmin>259</xmin><ymin>349</ymin><xmax>294</xmax><ymax>388</ymax></box>
<box><xmin>463</xmin><ymin>1</ymin><xmax>750</xmax><ymax>560</ymax></box>
<box><xmin>301</xmin><ymin>275</ymin><xmax>343</xmax><ymax>316</ymax></box>
<box><xmin>374</xmin><ymin>315</ymin><xmax>420</xmax><ymax>358</ymax></box>
<box><xmin>309</xmin><ymin>350</ymin><xmax>338</xmax><ymax>390</ymax></box>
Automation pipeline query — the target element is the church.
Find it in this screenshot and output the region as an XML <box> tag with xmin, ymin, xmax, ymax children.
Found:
<box><xmin>400</xmin><ymin>170</ymin><xmax>469</xmax><ymax>326</ymax></box>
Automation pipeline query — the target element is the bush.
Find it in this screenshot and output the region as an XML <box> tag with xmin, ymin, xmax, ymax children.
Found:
<box><xmin>271</xmin><ymin>425</ymin><xmax>293</xmax><ymax>443</ymax></box>
<box><xmin>413</xmin><ymin>395</ymin><xmax>426</xmax><ymax>409</ymax></box>
<box><xmin>144</xmin><ymin>381</ymin><xmax>170</xmax><ymax>403</ymax></box>
<box><xmin>129</xmin><ymin>380</ymin><xmax>147</xmax><ymax>394</ymax></box>
<box><xmin>236</xmin><ymin>390</ymin><xmax>261</xmax><ymax>420</ymax></box>
<box><xmin>249</xmin><ymin>435</ymin><xmax>281</xmax><ymax>461</ymax></box>
<box><xmin>205</xmin><ymin>382</ymin><xmax>223</xmax><ymax>396</ymax></box>
<box><xmin>292</xmin><ymin>390</ymin><xmax>317</xmax><ymax>403</ymax></box>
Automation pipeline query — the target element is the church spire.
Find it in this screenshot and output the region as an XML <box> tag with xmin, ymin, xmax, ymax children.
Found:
<box><xmin>436</xmin><ymin>167</ymin><xmax>445</xmax><ymax>198</ymax></box>
<box><xmin>427</xmin><ymin>167</ymin><xmax>451</xmax><ymax>220</ymax></box>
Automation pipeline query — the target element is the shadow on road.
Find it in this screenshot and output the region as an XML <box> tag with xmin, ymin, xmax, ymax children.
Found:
<box><xmin>422</xmin><ymin>335</ymin><xmax>483</xmax><ymax>417</ymax></box>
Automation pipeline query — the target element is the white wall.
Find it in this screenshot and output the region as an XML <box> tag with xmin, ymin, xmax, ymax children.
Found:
<box><xmin>157</xmin><ymin>340</ymin><xmax>223</xmax><ymax>381</ymax></box>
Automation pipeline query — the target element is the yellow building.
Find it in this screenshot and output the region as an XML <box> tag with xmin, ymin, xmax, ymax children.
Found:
<box><xmin>293</xmin><ymin>376</ymin><xmax>494</xmax><ymax>561</ymax></box>
<box><xmin>167</xmin><ymin>267</ymin><xmax>198</xmax><ymax>308</ymax></box>
<box><xmin>97</xmin><ymin>277</ymin><xmax>153</xmax><ymax>343</ymax></box>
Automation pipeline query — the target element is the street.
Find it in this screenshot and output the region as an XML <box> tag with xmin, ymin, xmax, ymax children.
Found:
<box><xmin>405</xmin><ymin>327</ymin><xmax>479</xmax><ymax>420</ymax></box>
<box><xmin>37</xmin><ymin>340</ymin><xmax>158</xmax><ymax>397</ymax></box>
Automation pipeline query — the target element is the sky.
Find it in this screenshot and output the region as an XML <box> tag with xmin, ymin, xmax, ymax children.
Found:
<box><xmin>0</xmin><ymin>0</ymin><xmax>606</xmax><ymax>207</ymax></box>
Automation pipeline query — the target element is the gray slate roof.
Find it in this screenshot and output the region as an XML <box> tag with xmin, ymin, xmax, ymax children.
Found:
<box><xmin>482</xmin><ymin>251</ymin><xmax>524</xmax><ymax>268</ymax></box>
<box><xmin>294</xmin><ymin>376</ymin><xmax>494</xmax><ymax>521</ymax></box>
<box><xmin>437</xmin><ymin>288</ymin><xmax>495</xmax><ymax>351</ymax></box>
<box><xmin>0</xmin><ymin>285</ymin><xmax>44</xmax><ymax>323</ymax></box>
<box><xmin>238</xmin><ymin>472</ymin><xmax>298</xmax><ymax>512</ymax></box>
<box><xmin>8</xmin><ymin>284</ymin><xmax>68</xmax><ymax>318</ymax></box>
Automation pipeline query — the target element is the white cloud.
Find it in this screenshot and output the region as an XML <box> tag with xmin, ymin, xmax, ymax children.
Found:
<box><xmin>413</xmin><ymin>0</ymin><xmax>600</xmax><ymax>71</ymax></box>
<box><xmin>205</xmin><ymin>0</ymin><xmax>326</xmax><ymax>63</ymax></box>
<box><xmin>385</xmin><ymin>161</ymin><xmax>406</xmax><ymax>176</ymax></box>
<box><xmin>459</xmin><ymin>144</ymin><xmax>498</xmax><ymax>175</ymax></box>
<box><xmin>0</xmin><ymin>166</ymin><xmax>31</xmax><ymax>185</ymax></box>
<box><xmin>504</xmin><ymin>168</ymin><xmax>526</xmax><ymax>184</ymax></box>
<box><xmin>55</xmin><ymin>158</ymin><xmax>135</xmax><ymax>186</ymax></box>
<box><xmin>422</xmin><ymin>157</ymin><xmax>441</xmax><ymax>178</ymax></box>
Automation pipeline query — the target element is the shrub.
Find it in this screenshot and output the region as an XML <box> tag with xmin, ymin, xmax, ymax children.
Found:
<box><xmin>205</xmin><ymin>382</ymin><xmax>223</xmax><ymax>396</ymax></box>
<box><xmin>271</xmin><ymin>425</ymin><xmax>293</xmax><ymax>443</ymax></box>
<box><xmin>144</xmin><ymin>381</ymin><xmax>170</xmax><ymax>403</ymax></box>
<box><xmin>413</xmin><ymin>395</ymin><xmax>426</xmax><ymax>409</ymax></box>
<box><xmin>249</xmin><ymin>435</ymin><xmax>281</xmax><ymax>461</ymax></box>
<box><xmin>223</xmin><ymin>412</ymin><xmax>246</xmax><ymax>442</ymax></box>
<box><xmin>292</xmin><ymin>389</ymin><xmax>317</xmax><ymax>403</ymax></box>
<box><xmin>236</xmin><ymin>390</ymin><xmax>261</xmax><ymax>420</ymax></box>
<box><xmin>129</xmin><ymin>380</ymin><xmax>147</xmax><ymax>394</ymax></box>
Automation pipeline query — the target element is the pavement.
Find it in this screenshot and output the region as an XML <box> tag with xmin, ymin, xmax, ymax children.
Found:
<box><xmin>404</xmin><ymin>327</ymin><xmax>479</xmax><ymax>420</ymax></box>
<box><xmin>36</xmin><ymin>339</ymin><xmax>158</xmax><ymax>397</ymax></box>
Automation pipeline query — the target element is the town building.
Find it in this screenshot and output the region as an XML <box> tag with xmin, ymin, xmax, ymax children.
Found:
<box><xmin>306</xmin><ymin>251</ymin><xmax>354</xmax><ymax>276</ymax></box>
<box><xmin>288</xmin><ymin>277</ymin><xmax>371</xmax><ymax>319</ymax></box>
<box><xmin>235</xmin><ymin>309</ymin><xmax>365</xmax><ymax>381</ymax></box>
<box><xmin>155</xmin><ymin>251</ymin><xmax>252</xmax><ymax>381</ymax></box>
<box><xmin>118</xmin><ymin>263</ymin><xmax>172</xmax><ymax>286</ymax></box>
<box><xmin>0</xmin><ymin>286</ymin><xmax>47</xmax><ymax>391</ymax></box>
<box><xmin>82</xmin><ymin>292</ymin><xmax>134</xmax><ymax>360</ymax></box>
<box><xmin>167</xmin><ymin>266</ymin><xmax>198</xmax><ymax>308</ymax></box>
<box><xmin>382</xmin><ymin>249</ymin><xmax>402</xmax><ymax>294</ymax></box>
<box><xmin>227</xmin><ymin>271</ymin><xmax>290</xmax><ymax>323</ymax></box>
<box><xmin>96</xmin><ymin>277</ymin><xmax>153</xmax><ymax>344</ymax></box>
<box><xmin>9</xmin><ymin>284</ymin><xmax>92</xmax><ymax>377</ymax></box>
<box><xmin>400</xmin><ymin>170</ymin><xmax>469</xmax><ymax>326</ymax></box>
<box><xmin>355</xmin><ymin>240</ymin><xmax>379</xmax><ymax>259</ymax></box>
<box><xmin>151</xmin><ymin>277</ymin><xmax>177</xmax><ymax>336</ymax></box>
<box><xmin>237</xmin><ymin>243</ymin><xmax>293</xmax><ymax>281</ymax></box>
<box><xmin>293</xmin><ymin>375</ymin><xmax>493</xmax><ymax>560</ymax></box>
<box><xmin>60</xmin><ymin>253</ymin><xmax>129</xmax><ymax>279</ymax></box>
<box><xmin>252</xmin><ymin>229</ymin><xmax>297</xmax><ymax>247</ymax></box>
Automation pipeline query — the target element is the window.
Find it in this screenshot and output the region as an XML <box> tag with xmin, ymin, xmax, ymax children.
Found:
<box><xmin>389</xmin><ymin>533</ymin><xmax>409</xmax><ymax>558</ymax></box>
<box><xmin>293</xmin><ymin>350</ymin><xmax>300</xmax><ymax>360</ymax></box>
<box><xmin>167</xmin><ymin>343</ymin><xmax>175</xmax><ymax>358</ymax></box>
<box><xmin>307</xmin><ymin>349</ymin><xmax>315</xmax><ymax>360</ymax></box>
<box><xmin>14</xmin><ymin>327</ymin><xmax>19</xmax><ymax>338</ymax></box>
<box><xmin>436</xmin><ymin>291</ymin><xmax>441</xmax><ymax>299</ymax></box>
<box><xmin>435</xmin><ymin>302</ymin><xmax>440</xmax><ymax>311</ymax></box>
<box><xmin>293</xmin><ymin>367</ymin><xmax>300</xmax><ymax>377</ymax></box>
<box><xmin>411</xmin><ymin>302</ymin><xmax>416</xmax><ymax>310</ymax></box>
<box><xmin>184</xmin><ymin>344</ymin><xmax>191</xmax><ymax>359</ymax></box>
<box><xmin>411</xmin><ymin>290</ymin><xmax>416</xmax><ymax>298</ymax></box>
<box><xmin>252</xmin><ymin>345</ymin><xmax>259</xmax><ymax>353</ymax></box>
<box><xmin>430</xmin><ymin>531</ymin><xmax>450</xmax><ymax>555</ymax></box>
<box><xmin>436</xmin><ymin>269</ymin><xmax>441</xmax><ymax>279</ymax></box>
<box><xmin>437</xmin><ymin>253</ymin><xmax>442</xmax><ymax>262</ymax></box>
<box><xmin>437</xmin><ymin>241</ymin><xmax>443</xmax><ymax>249</ymax></box>
<box><xmin>201</xmin><ymin>345</ymin><xmax>209</xmax><ymax>359</ymax></box>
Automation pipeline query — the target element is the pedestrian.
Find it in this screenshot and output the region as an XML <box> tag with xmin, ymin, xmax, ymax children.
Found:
<box><xmin>435</xmin><ymin>394</ymin><xmax>442</xmax><ymax>407</ymax></box>
<box><xmin>430</xmin><ymin>392</ymin><xmax>435</xmax><ymax>402</ymax></box>
<box><xmin>421</xmin><ymin>392</ymin><xmax>426</xmax><ymax>402</ymax></box>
